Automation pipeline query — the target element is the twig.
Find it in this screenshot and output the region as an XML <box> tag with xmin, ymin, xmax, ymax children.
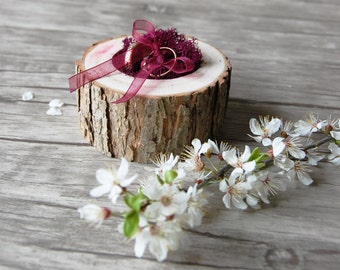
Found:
<box><xmin>304</xmin><ymin>136</ymin><xmax>333</xmax><ymax>151</ymax></box>
<box><xmin>198</xmin><ymin>164</ymin><xmax>231</xmax><ymax>188</ymax></box>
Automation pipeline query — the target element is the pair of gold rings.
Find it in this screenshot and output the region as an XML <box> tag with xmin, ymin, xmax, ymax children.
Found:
<box><xmin>124</xmin><ymin>44</ymin><xmax>177</xmax><ymax>78</ymax></box>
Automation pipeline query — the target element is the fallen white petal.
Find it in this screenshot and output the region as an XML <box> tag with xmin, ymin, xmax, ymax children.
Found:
<box><xmin>22</xmin><ymin>91</ymin><xmax>34</xmax><ymax>101</ymax></box>
<box><xmin>49</xmin><ymin>98</ymin><xmax>64</xmax><ymax>107</ymax></box>
<box><xmin>46</xmin><ymin>107</ymin><xmax>63</xmax><ymax>116</ymax></box>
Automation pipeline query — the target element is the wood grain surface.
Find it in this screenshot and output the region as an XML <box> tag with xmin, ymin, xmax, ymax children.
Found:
<box><xmin>1</xmin><ymin>0</ymin><xmax>339</xmax><ymax>269</ymax></box>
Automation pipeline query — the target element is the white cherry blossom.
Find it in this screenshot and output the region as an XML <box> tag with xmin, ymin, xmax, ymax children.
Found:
<box><xmin>134</xmin><ymin>220</ymin><xmax>183</xmax><ymax>261</ymax></box>
<box><xmin>222</xmin><ymin>145</ymin><xmax>256</xmax><ymax>176</ymax></box>
<box><xmin>249</xmin><ymin>116</ymin><xmax>281</xmax><ymax>146</ymax></box>
<box><xmin>90</xmin><ymin>158</ymin><xmax>137</xmax><ymax>203</ymax></box>
<box><xmin>274</xmin><ymin>155</ymin><xmax>295</xmax><ymax>172</ymax></box>
<box><xmin>151</xmin><ymin>153</ymin><xmax>179</xmax><ymax>177</ymax></box>
<box><xmin>181</xmin><ymin>139</ymin><xmax>205</xmax><ymax>171</ymax></box>
<box><xmin>248</xmin><ymin>171</ymin><xmax>287</xmax><ymax>204</ymax></box>
<box><xmin>272</xmin><ymin>136</ymin><xmax>305</xmax><ymax>159</ymax></box>
<box><xmin>142</xmin><ymin>180</ymin><xmax>189</xmax><ymax>219</ymax></box>
<box><xmin>201</xmin><ymin>139</ymin><xmax>231</xmax><ymax>159</ymax></box>
<box><xmin>219</xmin><ymin>173</ymin><xmax>252</xmax><ymax>209</ymax></box>
<box><xmin>287</xmin><ymin>161</ymin><xmax>313</xmax><ymax>185</ymax></box>
<box><xmin>306</xmin><ymin>148</ymin><xmax>324</xmax><ymax>166</ymax></box>
<box><xmin>284</xmin><ymin>137</ymin><xmax>306</xmax><ymax>159</ymax></box>
<box><xmin>294</xmin><ymin>114</ymin><xmax>326</xmax><ymax>136</ymax></box>
<box><xmin>280</xmin><ymin>120</ymin><xmax>298</xmax><ymax>138</ymax></box>
<box><xmin>328</xmin><ymin>143</ymin><xmax>340</xmax><ymax>165</ymax></box>
<box><xmin>180</xmin><ymin>184</ymin><xmax>209</xmax><ymax>227</ymax></box>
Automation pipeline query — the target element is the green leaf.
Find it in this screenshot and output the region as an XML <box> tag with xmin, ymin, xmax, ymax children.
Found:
<box><xmin>248</xmin><ymin>147</ymin><xmax>261</xmax><ymax>162</ymax></box>
<box><xmin>124</xmin><ymin>193</ymin><xmax>143</xmax><ymax>212</ymax></box>
<box><xmin>157</xmin><ymin>174</ymin><xmax>164</xmax><ymax>185</ymax></box>
<box><xmin>255</xmin><ymin>153</ymin><xmax>269</xmax><ymax>163</ymax></box>
<box><xmin>124</xmin><ymin>210</ymin><xmax>139</xmax><ymax>238</ymax></box>
<box><xmin>256</xmin><ymin>162</ymin><xmax>266</xmax><ymax>170</ymax></box>
<box><xmin>164</xmin><ymin>170</ymin><xmax>178</xmax><ymax>184</ymax></box>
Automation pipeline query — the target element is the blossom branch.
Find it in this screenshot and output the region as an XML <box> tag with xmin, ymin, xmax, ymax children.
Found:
<box><xmin>77</xmin><ymin>113</ymin><xmax>340</xmax><ymax>262</ymax></box>
<box><xmin>304</xmin><ymin>136</ymin><xmax>334</xmax><ymax>151</ymax></box>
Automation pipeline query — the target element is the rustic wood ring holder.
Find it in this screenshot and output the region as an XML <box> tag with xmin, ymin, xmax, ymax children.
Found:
<box><xmin>75</xmin><ymin>36</ymin><xmax>232</xmax><ymax>163</ymax></box>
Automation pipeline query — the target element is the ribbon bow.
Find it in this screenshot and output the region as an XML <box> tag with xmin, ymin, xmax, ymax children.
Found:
<box><xmin>68</xmin><ymin>20</ymin><xmax>195</xmax><ymax>104</ymax></box>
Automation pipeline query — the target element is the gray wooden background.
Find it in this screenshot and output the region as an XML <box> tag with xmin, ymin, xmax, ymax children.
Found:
<box><xmin>1</xmin><ymin>0</ymin><xmax>340</xmax><ymax>269</ymax></box>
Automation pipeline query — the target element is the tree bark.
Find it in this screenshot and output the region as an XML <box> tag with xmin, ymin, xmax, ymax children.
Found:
<box><xmin>75</xmin><ymin>37</ymin><xmax>232</xmax><ymax>163</ymax></box>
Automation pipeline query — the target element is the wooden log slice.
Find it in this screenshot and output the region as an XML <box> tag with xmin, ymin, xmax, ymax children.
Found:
<box><xmin>76</xmin><ymin>36</ymin><xmax>232</xmax><ymax>163</ymax></box>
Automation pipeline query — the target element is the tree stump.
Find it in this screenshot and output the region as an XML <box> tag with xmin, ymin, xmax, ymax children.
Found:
<box><xmin>76</xmin><ymin>37</ymin><xmax>232</xmax><ymax>163</ymax></box>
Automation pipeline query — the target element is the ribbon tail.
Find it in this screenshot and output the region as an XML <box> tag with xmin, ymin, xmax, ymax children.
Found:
<box><xmin>68</xmin><ymin>58</ymin><xmax>116</xmax><ymax>92</ymax></box>
<box><xmin>112</xmin><ymin>68</ymin><xmax>152</xmax><ymax>104</ymax></box>
<box><xmin>69</xmin><ymin>51</ymin><xmax>128</xmax><ymax>93</ymax></box>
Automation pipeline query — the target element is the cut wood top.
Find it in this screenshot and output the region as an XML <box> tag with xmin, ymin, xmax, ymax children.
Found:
<box><xmin>83</xmin><ymin>37</ymin><xmax>231</xmax><ymax>97</ymax></box>
<box><xmin>1</xmin><ymin>0</ymin><xmax>340</xmax><ymax>269</ymax></box>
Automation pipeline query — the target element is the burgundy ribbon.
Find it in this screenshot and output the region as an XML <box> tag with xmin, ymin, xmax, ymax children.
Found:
<box><xmin>68</xmin><ymin>20</ymin><xmax>195</xmax><ymax>104</ymax></box>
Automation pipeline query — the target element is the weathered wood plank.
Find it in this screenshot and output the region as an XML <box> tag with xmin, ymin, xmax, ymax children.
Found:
<box><xmin>1</xmin><ymin>140</ymin><xmax>339</xmax><ymax>269</ymax></box>
<box><xmin>1</xmin><ymin>0</ymin><xmax>340</xmax><ymax>268</ymax></box>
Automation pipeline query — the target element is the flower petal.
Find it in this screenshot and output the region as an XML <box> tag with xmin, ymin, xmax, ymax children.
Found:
<box><xmin>199</xmin><ymin>142</ymin><xmax>211</xmax><ymax>155</ymax></box>
<box><xmin>243</xmin><ymin>161</ymin><xmax>256</xmax><ymax>174</ymax></box>
<box><xmin>142</xmin><ymin>178</ymin><xmax>162</xmax><ymax>200</ymax></box>
<box><xmin>120</xmin><ymin>174</ymin><xmax>138</xmax><ymax>187</ymax></box>
<box><xmin>297</xmin><ymin>171</ymin><xmax>313</xmax><ymax>185</ymax></box>
<box><xmin>191</xmin><ymin>138</ymin><xmax>202</xmax><ymax>154</ymax></box>
<box><xmin>222</xmin><ymin>149</ymin><xmax>237</xmax><ymax>165</ymax></box>
<box><xmin>267</xmin><ymin>118</ymin><xmax>282</xmax><ymax>135</ymax></box>
<box><xmin>46</xmin><ymin>107</ymin><xmax>62</xmax><ymax>116</ymax></box>
<box><xmin>328</xmin><ymin>142</ymin><xmax>340</xmax><ymax>155</ymax></box>
<box><xmin>232</xmin><ymin>197</ymin><xmax>248</xmax><ymax>209</ymax></box>
<box><xmin>134</xmin><ymin>229</ymin><xmax>150</xmax><ymax>258</ymax></box>
<box><xmin>219</xmin><ymin>179</ymin><xmax>228</xmax><ymax>192</ymax></box>
<box><xmin>248</xmin><ymin>135</ymin><xmax>263</xmax><ymax>144</ymax></box>
<box><xmin>262</xmin><ymin>138</ymin><xmax>272</xmax><ymax>146</ymax></box>
<box><xmin>49</xmin><ymin>98</ymin><xmax>64</xmax><ymax>107</ymax></box>
<box><xmin>249</xmin><ymin>118</ymin><xmax>262</xmax><ymax>135</ymax></box>
<box><xmin>117</xmin><ymin>158</ymin><xmax>129</xmax><ymax>180</ymax></box>
<box><xmin>222</xmin><ymin>194</ymin><xmax>231</xmax><ymax>209</ymax></box>
<box><xmin>246</xmin><ymin>194</ymin><xmax>259</xmax><ymax>206</ymax></box>
<box><xmin>96</xmin><ymin>168</ymin><xmax>114</xmax><ymax>185</ymax></box>
<box><xmin>272</xmin><ymin>137</ymin><xmax>286</xmax><ymax>157</ymax></box>
<box><xmin>22</xmin><ymin>91</ymin><xmax>34</xmax><ymax>101</ymax></box>
<box><xmin>207</xmin><ymin>139</ymin><xmax>219</xmax><ymax>154</ymax></box>
<box><xmin>149</xmin><ymin>237</ymin><xmax>168</xmax><ymax>262</ymax></box>
<box><xmin>240</xmin><ymin>145</ymin><xmax>251</xmax><ymax>162</ymax></box>
<box><xmin>90</xmin><ymin>184</ymin><xmax>111</xmax><ymax>197</ymax></box>
<box><xmin>287</xmin><ymin>170</ymin><xmax>296</xmax><ymax>182</ymax></box>
<box><xmin>109</xmin><ymin>185</ymin><xmax>122</xmax><ymax>203</ymax></box>
<box><xmin>288</xmin><ymin>148</ymin><xmax>306</xmax><ymax>159</ymax></box>
<box><xmin>329</xmin><ymin>156</ymin><xmax>340</xmax><ymax>166</ymax></box>
<box><xmin>330</xmin><ymin>131</ymin><xmax>340</xmax><ymax>140</ymax></box>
